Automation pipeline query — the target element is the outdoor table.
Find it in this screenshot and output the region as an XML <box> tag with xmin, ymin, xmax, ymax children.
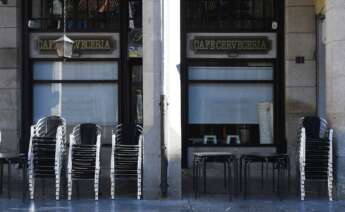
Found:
<box><xmin>0</xmin><ymin>153</ymin><xmax>27</xmax><ymax>199</ymax></box>
<box><xmin>240</xmin><ymin>153</ymin><xmax>290</xmax><ymax>199</ymax></box>
<box><xmin>193</xmin><ymin>152</ymin><xmax>238</xmax><ymax>200</ymax></box>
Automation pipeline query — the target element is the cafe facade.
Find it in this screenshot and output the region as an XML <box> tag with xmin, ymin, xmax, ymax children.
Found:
<box><xmin>1</xmin><ymin>0</ymin><xmax>345</xmax><ymax>199</ymax></box>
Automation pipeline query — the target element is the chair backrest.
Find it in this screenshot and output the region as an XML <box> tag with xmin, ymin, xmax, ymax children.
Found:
<box><xmin>72</xmin><ymin>123</ymin><xmax>101</xmax><ymax>145</ymax></box>
<box><xmin>299</xmin><ymin>116</ymin><xmax>328</xmax><ymax>140</ymax></box>
<box><xmin>112</xmin><ymin>123</ymin><xmax>142</xmax><ymax>145</ymax></box>
<box><xmin>35</xmin><ymin>115</ymin><xmax>65</xmax><ymax>138</ymax></box>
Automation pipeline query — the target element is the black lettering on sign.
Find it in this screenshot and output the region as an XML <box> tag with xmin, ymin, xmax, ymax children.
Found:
<box><xmin>191</xmin><ymin>36</ymin><xmax>272</xmax><ymax>54</ymax></box>
<box><xmin>37</xmin><ymin>37</ymin><xmax>116</xmax><ymax>53</ymax></box>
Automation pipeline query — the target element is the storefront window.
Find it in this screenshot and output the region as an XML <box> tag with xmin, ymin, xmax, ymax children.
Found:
<box><xmin>188</xmin><ymin>65</ymin><xmax>274</xmax><ymax>146</ymax></box>
<box><xmin>185</xmin><ymin>0</ymin><xmax>275</xmax><ymax>32</ymax></box>
<box><xmin>33</xmin><ymin>61</ymin><xmax>118</xmax><ymax>140</ymax></box>
<box><xmin>33</xmin><ymin>83</ymin><xmax>117</xmax><ymax>124</ymax></box>
<box><xmin>30</xmin><ymin>0</ymin><xmax>120</xmax><ymax>31</ymax></box>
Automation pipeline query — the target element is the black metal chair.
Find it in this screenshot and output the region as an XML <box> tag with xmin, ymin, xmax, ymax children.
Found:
<box><xmin>110</xmin><ymin>123</ymin><xmax>143</xmax><ymax>200</ymax></box>
<box><xmin>28</xmin><ymin>115</ymin><xmax>66</xmax><ymax>200</ymax></box>
<box><xmin>297</xmin><ymin>116</ymin><xmax>334</xmax><ymax>201</ymax></box>
<box><xmin>67</xmin><ymin>123</ymin><xmax>101</xmax><ymax>200</ymax></box>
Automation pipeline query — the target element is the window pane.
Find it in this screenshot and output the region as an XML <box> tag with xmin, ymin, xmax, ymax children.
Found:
<box><xmin>33</xmin><ymin>83</ymin><xmax>118</xmax><ymax>124</ymax></box>
<box><xmin>186</xmin><ymin>0</ymin><xmax>275</xmax><ymax>31</ymax></box>
<box><xmin>188</xmin><ymin>83</ymin><xmax>273</xmax><ymax>145</ymax></box>
<box><xmin>189</xmin><ymin>83</ymin><xmax>272</xmax><ymax>124</ymax></box>
<box><xmin>34</xmin><ymin>62</ymin><xmax>118</xmax><ymax>80</ymax></box>
<box><xmin>30</xmin><ymin>0</ymin><xmax>120</xmax><ymax>31</ymax></box>
<box><xmin>189</xmin><ymin>66</ymin><xmax>273</xmax><ymax>80</ymax></box>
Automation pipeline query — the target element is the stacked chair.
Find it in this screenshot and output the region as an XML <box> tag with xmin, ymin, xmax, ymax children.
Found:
<box><xmin>297</xmin><ymin>116</ymin><xmax>334</xmax><ymax>201</ymax></box>
<box><xmin>67</xmin><ymin>123</ymin><xmax>101</xmax><ymax>200</ymax></box>
<box><xmin>28</xmin><ymin>116</ymin><xmax>66</xmax><ymax>200</ymax></box>
<box><xmin>110</xmin><ymin>123</ymin><xmax>143</xmax><ymax>200</ymax></box>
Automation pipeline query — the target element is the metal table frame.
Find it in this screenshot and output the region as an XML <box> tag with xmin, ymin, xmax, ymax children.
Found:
<box><xmin>0</xmin><ymin>153</ymin><xmax>27</xmax><ymax>200</ymax></box>
<box><xmin>193</xmin><ymin>152</ymin><xmax>238</xmax><ymax>201</ymax></box>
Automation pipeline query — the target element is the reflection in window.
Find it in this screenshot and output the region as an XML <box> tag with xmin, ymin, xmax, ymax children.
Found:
<box><xmin>30</xmin><ymin>0</ymin><xmax>120</xmax><ymax>31</ymax></box>
<box><xmin>185</xmin><ymin>0</ymin><xmax>275</xmax><ymax>32</ymax></box>
<box><xmin>128</xmin><ymin>0</ymin><xmax>143</xmax><ymax>57</ymax></box>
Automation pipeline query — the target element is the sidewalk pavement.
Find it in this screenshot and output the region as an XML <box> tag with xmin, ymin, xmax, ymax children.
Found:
<box><xmin>0</xmin><ymin>197</ymin><xmax>344</xmax><ymax>212</ymax></box>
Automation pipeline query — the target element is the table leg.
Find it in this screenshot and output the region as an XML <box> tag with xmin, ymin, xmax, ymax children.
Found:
<box><xmin>203</xmin><ymin>160</ymin><xmax>207</xmax><ymax>194</ymax></box>
<box><xmin>278</xmin><ymin>161</ymin><xmax>281</xmax><ymax>200</ymax></box>
<box><xmin>272</xmin><ymin>163</ymin><xmax>275</xmax><ymax>192</ymax></box>
<box><xmin>233</xmin><ymin>159</ymin><xmax>238</xmax><ymax>196</ymax></box>
<box><xmin>22</xmin><ymin>160</ymin><xmax>27</xmax><ymax>201</ymax></box>
<box><xmin>228</xmin><ymin>160</ymin><xmax>232</xmax><ymax>201</ymax></box>
<box><xmin>0</xmin><ymin>162</ymin><xmax>3</xmax><ymax>194</ymax></box>
<box><xmin>7</xmin><ymin>161</ymin><xmax>11</xmax><ymax>199</ymax></box>
<box><xmin>197</xmin><ymin>160</ymin><xmax>201</xmax><ymax>198</ymax></box>
<box><xmin>286</xmin><ymin>156</ymin><xmax>291</xmax><ymax>193</ymax></box>
<box><xmin>244</xmin><ymin>161</ymin><xmax>247</xmax><ymax>199</ymax></box>
<box><xmin>193</xmin><ymin>158</ymin><xmax>196</xmax><ymax>197</ymax></box>
<box><xmin>239</xmin><ymin>158</ymin><xmax>242</xmax><ymax>193</ymax></box>
<box><xmin>224</xmin><ymin>162</ymin><xmax>227</xmax><ymax>188</ymax></box>
<box><xmin>261</xmin><ymin>161</ymin><xmax>264</xmax><ymax>189</ymax></box>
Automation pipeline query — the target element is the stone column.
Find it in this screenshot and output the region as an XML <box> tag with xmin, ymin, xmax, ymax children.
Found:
<box><xmin>163</xmin><ymin>0</ymin><xmax>182</xmax><ymax>198</ymax></box>
<box><xmin>325</xmin><ymin>0</ymin><xmax>345</xmax><ymax>198</ymax></box>
<box><xmin>285</xmin><ymin>0</ymin><xmax>317</xmax><ymax>176</ymax></box>
<box><xmin>142</xmin><ymin>0</ymin><xmax>182</xmax><ymax>199</ymax></box>
<box><xmin>0</xmin><ymin>0</ymin><xmax>20</xmax><ymax>152</ymax></box>
<box><xmin>142</xmin><ymin>0</ymin><xmax>162</xmax><ymax>199</ymax></box>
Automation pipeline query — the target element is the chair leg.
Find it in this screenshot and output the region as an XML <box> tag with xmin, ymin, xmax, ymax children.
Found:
<box><xmin>110</xmin><ymin>174</ymin><xmax>115</xmax><ymax>199</ymax></box>
<box><xmin>300</xmin><ymin>173</ymin><xmax>305</xmax><ymax>201</ymax></box>
<box><xmin>328</xmin><ymin>178</ymin><xmax>333</xmax><ymax>201</ymax></box>
<box><xmin>28</xmin><ymin>171</ymin><xmax>34</xmax><ymax>200</ymax></box>
<box><xmin>94</xmin><ymin>171</ymin><xmax>99</xmax><ymax>200</ymax></box>
<box><xmin>7</xmin><ymin>162</ymin><xmax>12</xmax><ymax>199</ymax></box>
<box><xmin>55</xmin><ymin>174</ymin><xmax>60</xmax><ymax>200</ymax></box>
<box><xmin>67</xmin><ymin>174</ymin><xmax>72</xmax><ymax>200</ymax></box>
<box><xmin>137</xmin><ymin>173</ymin><xmax>142</xmax><ymax>200</ymax></box>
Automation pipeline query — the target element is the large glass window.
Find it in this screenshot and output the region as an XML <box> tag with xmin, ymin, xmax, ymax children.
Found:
<box><xmin>185</xmin><ymin>0</ymin><xmax>275</xmax><ymax>32</ymax></box>
<box><xmin>33</xmin><ymin>61</ymin><xmax>118</xmax><ymax>143</ymax></box>
<box><xmin>188</xmin><ymin>64</ymin><xmax>274</xmax><ymax>146</ymax></box>
<box><xmin>33</xmin><ymin>83</ymin><xmax>117</xmax><ymax>124</ymax></box>
<box><xmin>30</xmin><ymin>0</ymin><xmax>120</xmax><ymax>31</ymax></box>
